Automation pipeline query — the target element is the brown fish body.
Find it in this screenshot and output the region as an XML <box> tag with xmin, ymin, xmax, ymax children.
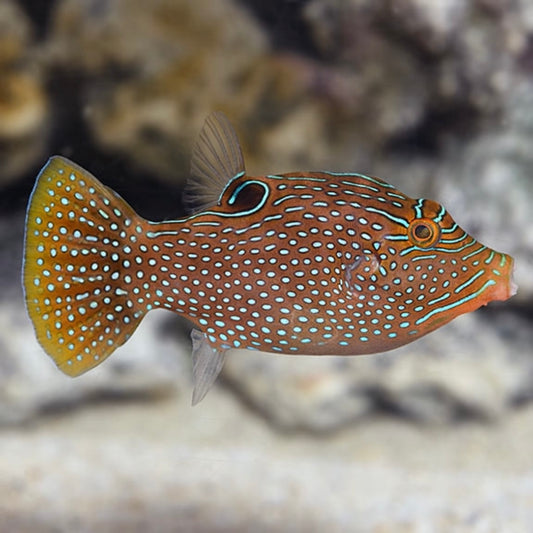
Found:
<box><xmin>145</xmin><ymin>170</ymin><xmax>514</xmax><ymax>356</ymax></box>
<box><xmin>22</xmin><ymin>112</ymin><xmax>516</xmax><ymax>403</ymax></box>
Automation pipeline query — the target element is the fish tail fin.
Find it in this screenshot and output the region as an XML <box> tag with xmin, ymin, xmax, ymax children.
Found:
<box><xmin>23</xmin><ymin>156</ymin><xmax>148</xmax><ymax>376</ymax></box>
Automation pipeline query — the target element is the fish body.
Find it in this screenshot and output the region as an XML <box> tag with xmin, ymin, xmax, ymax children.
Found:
<box><xmin>23</xmin><ymin>112</ymin><xmax>517</xmax><ymax>403</ymax></box>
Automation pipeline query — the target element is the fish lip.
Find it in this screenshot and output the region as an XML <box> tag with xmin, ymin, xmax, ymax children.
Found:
<box><xmin>509</xmin><ymin>258</ymin><xmax>518</xmax><ymax>297</ymax></box>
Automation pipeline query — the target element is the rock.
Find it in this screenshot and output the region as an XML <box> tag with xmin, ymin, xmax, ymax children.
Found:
<box><xmin>223</xmin><ymin>352</ymin><xmax>375</xmax><ymax>432</ymax></box>
<box><xmin>302</xmin><ymin>0</ymin><xmax>430</xmax><ymax>160</ymax></box>
<box><xmin>304</xmin><ymin>0</ymin><xmax>530</xmax><ymax>114</ymax></box>
<box><xmin>3</xmin><ymin>395</ymin><xmax>533</xmax><ymax>532</ymax></box>
<box><xmin>382</xmin><ymin>0</ymin><xmax>467</xmax><ymax>54</ymax></box>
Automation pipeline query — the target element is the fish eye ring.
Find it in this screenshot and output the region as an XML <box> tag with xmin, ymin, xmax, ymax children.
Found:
<box><xmin>408</xmin><ymin>218</ymin><xmax>440</xmax><ymax>248</ymax></box>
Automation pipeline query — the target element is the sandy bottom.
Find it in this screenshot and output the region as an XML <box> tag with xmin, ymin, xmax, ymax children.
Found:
<box><xmin>1</xmin><ymin>386</ymin><xmax>532</xmax><ymax>532</ymax></box>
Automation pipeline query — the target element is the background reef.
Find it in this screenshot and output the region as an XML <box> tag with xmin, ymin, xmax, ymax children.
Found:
<box><xmin>1</xmin><ymin>1</ymin><xmax>532</xmax><ymax>530</ymax></box>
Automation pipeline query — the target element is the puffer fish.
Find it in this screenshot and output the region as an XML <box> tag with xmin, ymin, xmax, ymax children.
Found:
<box><xmin>23</xmin><ymin>112</ymin><xmax>517</xmax><ymax>404</ymax></box>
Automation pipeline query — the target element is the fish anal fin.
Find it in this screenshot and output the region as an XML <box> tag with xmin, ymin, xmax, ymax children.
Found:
<box><xmin>186</xmin><ymin>112</ymin><xmax>245</xmax><ymax>212</ymax></box>
<box><xmin>191</xmin><ymin>329</ymin><xmax>226</xmax><ymax>405</ymax></box>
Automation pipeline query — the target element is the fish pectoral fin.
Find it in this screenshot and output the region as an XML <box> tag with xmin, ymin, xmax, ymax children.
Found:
<box><xmin>190</xmin><ymin>329</ymin><xmax>227</xmax><ymax>406</ymax></box>
<box><xmin>186</xmin><ymin>111</ymin><xmax>246</xmax><ymax>212</ymax></box>
<box><xmin>344</xmin><ymin>253</ymin><xmax>380</xmax><ymax>296</ymax></box>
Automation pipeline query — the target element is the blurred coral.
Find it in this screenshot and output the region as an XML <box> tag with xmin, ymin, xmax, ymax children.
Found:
<box><xmin>0</xmin><ymin>0</ymin><xmax>48</xmax><ymax>184</ymax></box>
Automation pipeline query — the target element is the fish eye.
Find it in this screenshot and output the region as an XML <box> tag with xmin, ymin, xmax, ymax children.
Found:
<box><xmin>414</xmin><ymin>224</ymin><xmax>431</xmax><ymax>239</ymax></box>
<box><xmin>408</xmin><ymin>219</ymin><xmax>440</xmax><ymax>248</ymax></box>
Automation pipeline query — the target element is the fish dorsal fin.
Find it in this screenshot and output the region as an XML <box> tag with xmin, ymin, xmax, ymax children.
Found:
<box><xmin>186</xmin><ymin>111</ymin><xmax>245</xmax><ymax>212</ymax></box>
<box><xmin>190</xmin><ymin>329</ymin><xmax>227</xmax><ymax>405</ymax></box>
